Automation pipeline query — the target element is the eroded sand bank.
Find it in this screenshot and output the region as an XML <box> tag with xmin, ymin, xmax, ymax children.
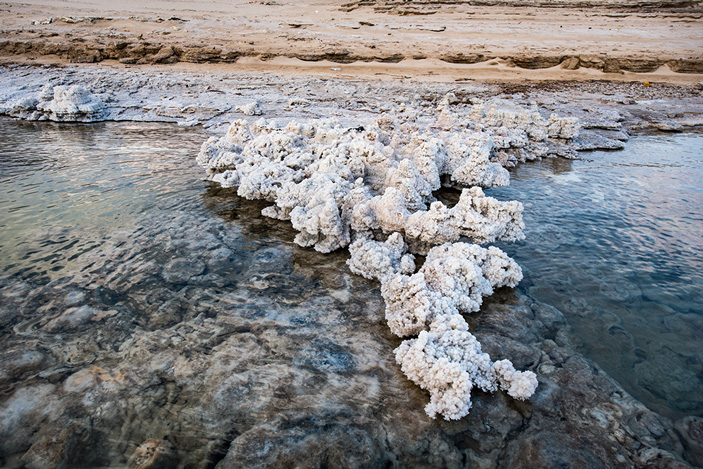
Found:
<box><xmin>1</xmin><ymin>0</ymin><xmax>703</xmax><ymax>82</ymax></box>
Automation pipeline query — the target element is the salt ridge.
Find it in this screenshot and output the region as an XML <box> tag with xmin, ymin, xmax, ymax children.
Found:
<box><xmin>197</xmin><ymin>100</ymin><xmax>579</xmax><ymax>419</ymax></box>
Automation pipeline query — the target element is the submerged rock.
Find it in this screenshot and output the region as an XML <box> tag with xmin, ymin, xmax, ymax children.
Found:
<box><xmin>127</xmin><ymin>439</ymin><xmax>177</xmax><ymax>469</ymax></box>
<box><xmin>0</xmin><ymin>210</ymin><xmax>696</xmax><ymax>467</ymax></box>
<box><xmin>676</xmin><ymin>416</ymin><xmax>703</xmax><ymax>467</ymax></box>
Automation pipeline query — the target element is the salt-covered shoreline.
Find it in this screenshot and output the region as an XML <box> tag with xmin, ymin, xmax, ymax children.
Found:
<box><xmin>1</xmin><ymin>63</ymin><xmax>703</xmax><ymax>466</ymax></box>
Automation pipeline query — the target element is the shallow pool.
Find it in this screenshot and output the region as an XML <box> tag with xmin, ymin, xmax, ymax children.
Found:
<box><xmin>0</xmin><ymin>119</ymin><xmax>700</xmax><ymax>466</ymax></box>
<box><xmin>487</xmin><ymin>133</ymin><xmax>703</xmax><ymax>419</ymax></box>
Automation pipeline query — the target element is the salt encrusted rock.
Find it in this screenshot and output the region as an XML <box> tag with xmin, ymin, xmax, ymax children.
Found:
<box><xmin>395</xmin><ymin>314</ymin><xmax>536</xmax><ymax>420</ymax></box>
<box><xmin>381</xmin><ymin>272</ymin><xmax>453</xmax><ymax>338</ymax></box>
<box><xmin>444</xmin><ymin>132</ymin><xmax>510</xmax><ymax>187</ymax></box>
<box><xmin>381</xmin><ymin>243</ymin><xmax>522</xmax><ymax>338</ymax></box>
<box><xmin>8</xmin><ymin>84</ymin><xmax>105</xmax><ymax>121</ymax></box>
<box><xmin>384</xmin><ymin>159</ymin><xmax>433</xmax><ymax>210</ymax></box>
<box><xmin>492</xmin><ymin>359</ymin><xmax>539</xmax><ymax>400</ymax></box>
<box><xmin>423</xmin><ymin>243</ymin><xmax>522</xmax><ymax>309</ymax></box>
<box><xmin>288</xmin><ymin>97</ymin><xmax>310</xmax><ymax>107</ymax></box>
<box><xmin>404</xmin><ymin>187</ymin><xmax>524</xmax><ymax>252</ymax></box>
<box><xmin>347</xmin><ymin>233</ymin><xmax>415</xmax><ymax>281</ymax></box>
<box><xmin>351</xmin><ymin>187</ymin><xmax>524</xmax><ymax>255</ymax></box>
<box><xmin>197</xmin><ymin>117</ymin><xmax>526</xmax><ymax>254</ymax></box>
<box><xmin>197</xmin><ymin>105</ymin><xmax>576</xmax><ymax>419</ymax></box>
<box><xmin>466</xmin><ymin>103</ymin><xmax>580</xmax><ymax>141</ymax></box>
<box><xmin>547</xmin><ymin>113</ymin><xmax>580</xmax><ymax>139</ymax></box>
<box><xmin>38</xmin><ymin>85</ymin><xmax>105</xmax><ymax>121</ymax></box>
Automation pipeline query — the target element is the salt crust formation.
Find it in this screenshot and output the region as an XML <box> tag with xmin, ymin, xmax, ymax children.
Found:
<box><xmin>9</xmin><ymin>84</ymin><xmax>104</xmax><ymax>121</ymax></box>
<box><xmin>236</xmin><ymin>101</ymin><xmax>262</xmax><ymax>116</ymax></box>
<box><xmin>198</xmin><ymin>104</ymin><xmax>578</xmax><ymax>420</ymax></box>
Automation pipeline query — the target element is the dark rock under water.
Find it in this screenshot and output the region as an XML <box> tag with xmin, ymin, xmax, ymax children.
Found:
<box><xmin>0</xmin><ymin>120</ymin><xmax>700</xmax><ymax>468</ymax></box>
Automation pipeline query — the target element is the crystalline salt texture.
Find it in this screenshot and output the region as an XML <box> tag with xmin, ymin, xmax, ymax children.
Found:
<box><xmin>197</xmin><ymin>104</ymin><xmax>579</xmax><ymax>419</ymax></box>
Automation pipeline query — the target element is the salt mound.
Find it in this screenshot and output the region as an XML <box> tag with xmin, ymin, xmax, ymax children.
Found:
<box><xmin>376</xmin><ymin>242</ymin><xmax>522</xmax><ymax>337</ymax></box>
<box><xmin>197</xmin><ymin>116</ymin><xmax>528</xmax><ymax>254</ymax></box>
<box><xmin>236</xmin><ymin>101</ymin><xmax>263</xmax><ymax>116</ymax></box>
<box><xmin>9</xmin><ymin>84</ymin><xmax>105</xmax><ymax>122</ymax></box>
<box><xmin>198</xmin><ymin>102</ymin><xmax>579</xmax><ymax>419</ymax></box>
<box><xmin>395</xmin><ymin>314</ymin><xmax>538</xmax><ymax>420</ymax></box>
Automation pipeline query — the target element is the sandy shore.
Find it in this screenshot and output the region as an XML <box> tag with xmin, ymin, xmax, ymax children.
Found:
<box><xmin>1</xmin><ymin>0</ymin><xmax>703</xmax><ymax>83</ymax></box>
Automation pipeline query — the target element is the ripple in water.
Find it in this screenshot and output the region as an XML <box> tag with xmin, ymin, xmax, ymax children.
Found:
<box><xmin>486</xmin><ymin>133</ymin><xmax>703</xmax><ymax>419</ymax></box>
<box><xmin>0</xmin><ymin>120</ymin><xmax>209</xmax><ymax>282</ymax></box>
<box><xmin>0</xmin><ymin>119</ymin><xmax>701</xmax><ymax>466</ymax></box>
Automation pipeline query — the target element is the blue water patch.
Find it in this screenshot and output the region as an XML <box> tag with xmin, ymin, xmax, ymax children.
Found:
<box><xmin>486</xmin><ymin>133</ymin><xmax>703</xmax><ymax>419</ymax></box>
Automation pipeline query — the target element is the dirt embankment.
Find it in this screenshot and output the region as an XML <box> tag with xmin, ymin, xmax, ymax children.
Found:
<box><xmin>0</xmin><ymin>0</ymin><xmax>702</xmax><ymax>79</ymax></box>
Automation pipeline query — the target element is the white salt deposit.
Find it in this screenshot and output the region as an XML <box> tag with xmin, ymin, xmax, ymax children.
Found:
<box><xmin>236</xmin><ymin>101</ymin><xmax>263</xmax><ymax>116</ymax></box>
<box><xmin>197</xmin><ymin>100</ymin><xmax>577</xmax><ymax>419</ymax></box>
<box><xmin>395</xmin><ymin>314</ymin><xmax>537</xmax><ymax>420</ymax></box>
<box><xmin>8</xmin><ymin>84</ymin><xmax>104</xmax><ymax>121</ymax></box>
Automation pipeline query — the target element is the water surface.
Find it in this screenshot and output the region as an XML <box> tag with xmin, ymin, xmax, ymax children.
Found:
<box><xmin>487</xmin><ymin>133</ymin><xmax>703</xmax><ymax>419</ymax></box>
<box><xmin>0</xmin><ymin>120</ymin><xmax>210</xmax><ymax>282</ymax></box>
<box><xmin>0</xmin><ymin>120</ymin><xmax>700</xmax><ymax>466</ymax></box>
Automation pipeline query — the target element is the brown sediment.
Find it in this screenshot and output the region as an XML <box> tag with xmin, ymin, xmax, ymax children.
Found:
<box><xmin>342</xmin><ymin>0</ymin><xmax>703</xmax><ymax>13</ymax></box>
<box><xmin>2</xmin><ymin>37</ymin><xmax>702</xmax><ymax>79</ymax></box>
<box><xmin>439</xmin><ymin>53</ymin><xmax>490</xmax><ymax>64</ymax></box>
<box><xmin>668</xmin><ymin>58</ymin><xmax>703</xmax><ymax>73</ymax></box>
<box><xmin>0</xmin><ymin>0</ymin><xmax>702</xmax><ymax>86</ymax></box>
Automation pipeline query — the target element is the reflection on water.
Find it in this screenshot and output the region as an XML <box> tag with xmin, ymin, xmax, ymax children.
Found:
<box><xmin>0</xmin><ymin>119</ymin><xmax>701</xmax><ymax>466</ymax></box>
<box><xmin>486</xmin><ymin>134</ymin><xmax>703</xmax><ymax>419</ymax></box>
<box><xmin>0</xmin><ymin>120</ymin><xmax>210</xmax><ymax>282</ymax></box>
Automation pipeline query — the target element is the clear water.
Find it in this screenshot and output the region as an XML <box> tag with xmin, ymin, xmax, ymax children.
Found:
<box><xmin>0</xmin><ymin>119</ymin><xmax>403</xmax><ymax>466</ymax></box>
<box><xmin>486</xmin><ymin>134</ymin><xmax>703</xmax><ymax>419</ymax></box>
<box><xmin>0</xmin><ymin>120</ymin><xmax>210</xmax><ymax>283</ymax></box>
<box><xmin>0</xmin><ymin>120</ymin><xmax>701</xmax><ymax>465</ymax></box>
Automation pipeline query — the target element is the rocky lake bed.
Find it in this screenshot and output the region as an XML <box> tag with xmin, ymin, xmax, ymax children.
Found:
<box><xmin>1</xmin><ymin>1</ymin><xmax>703</xmax><ymax>466</ymax></box>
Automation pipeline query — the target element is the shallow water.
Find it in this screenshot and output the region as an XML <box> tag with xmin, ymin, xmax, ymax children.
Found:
<box><xmin>0</xmin><ymin>120</ymin><xmax>700</xmax><ymax>466</ymax></box>
<box><xmin>0</xmin><ymin>119</ymin><xmax>405</xmax><ymax>467</ymax></box>
<box><xmin>0</xmin><ymin>120</ymin><xmax>211</xmax><ymax>283</ymax></box>
<box><xmin>486</xmin><ymin>133</ymin><xmax>703</xmax><ymax>419</ymax></box>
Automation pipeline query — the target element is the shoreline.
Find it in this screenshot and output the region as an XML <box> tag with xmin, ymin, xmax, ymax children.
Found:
<box><xmin>1</xmin><ymin>0</ymin><xmax>702</xmax><ymax>84</ymax></box>
<box><xmin>2</xmin><ymin>62</ymin><xmax>702</xmax><ymax>139</ymax></box>
<box><xmin>4</xmin><ymin>55</ymin><xmax>703</xmax><ymax>85</ymax></box>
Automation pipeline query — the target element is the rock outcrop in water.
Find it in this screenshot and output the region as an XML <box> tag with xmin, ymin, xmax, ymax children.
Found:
<box><xmin>196</xmin><ymin>104</ymin><xmax>577</xmax><ymax>419</ymax></box>
<box><xmin>349</xmin><ymin>237</ymin><xmax>533</xmax><ymax>419</ymax></box>
<box><xmin>7</xmin><ymin>84</ymin><xmax>104</xmax><ymax>121</ymax></box>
